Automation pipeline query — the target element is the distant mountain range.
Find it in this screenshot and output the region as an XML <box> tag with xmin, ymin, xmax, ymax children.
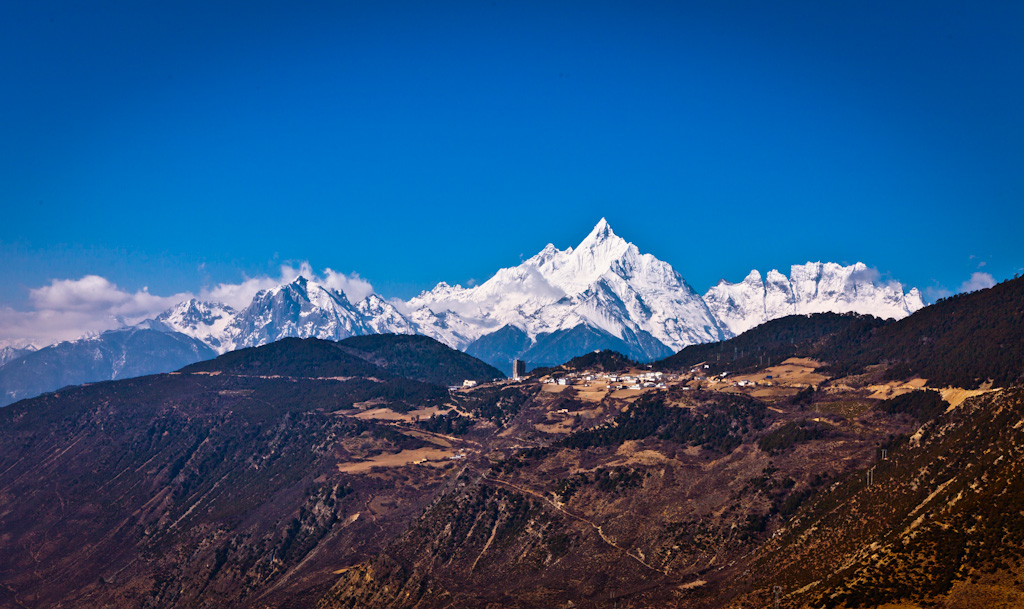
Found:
<box><xmin>0</xmin><ymin>219</ymin><xmax>925</xmax><ymax>405</ymax></box>
<box><xmin>704</xmin><ymin>263</ymin><xmax>924</xmax><ymax>336</ymax></box>
<box><xmin>0</xmin><ymin>327</ymin><xmax>216</xmax><ymax>406</ymax></box>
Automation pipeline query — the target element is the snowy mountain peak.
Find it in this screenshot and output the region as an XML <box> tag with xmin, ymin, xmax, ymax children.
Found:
<box><xmin>737</xmin><ymin>269</ymin><xmax>763</xmax><ymax>284</ymax></box>
<box><xmin>581</xmin><ymin>217</ymin><xmax>615</xmax><ymax>244</ymax></box>
<box><xmin>536</xmin><ymin>219</ymin><xmax>632</xmax><ymax>296</ymax></box>
<box><xmin>406</xmin><ymin>218</ymin><xmax>725</xmax><ymax>364</ymax></box>
<box><xmin>155</xmin><ymin>299</ymin><xmax>237</xmax><ymax>350</ymax></box>
<box><xmin>157</xmin><ymin>298</ymin><xmax>236</xmax><ymax>324</ymax></box>
<box><xmin>576</xmin><ymin>218</ymin><xmax>628</xmax><ymax>257</ymax></box>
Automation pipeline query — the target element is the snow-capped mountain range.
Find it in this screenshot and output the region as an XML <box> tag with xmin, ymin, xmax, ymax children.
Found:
<box><xmin>141</xmin><ymin>218</ymin><xmax>923</xmax><ymax>372</ymax></box>
<box><xmin>0</xmin><ymin>219</ymin><xmax>927</xmax><ymax>403</ymax></box>
<box><xmin>704</xmin><ymin>263</ymin><xmax>925</xmax><ymax>337</ymax></box>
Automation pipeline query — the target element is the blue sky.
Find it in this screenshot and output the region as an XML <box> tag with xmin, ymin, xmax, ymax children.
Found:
<box><xmin>1</xmin><ymin>1</ymin><xmax>1022</xmax><ymax>344</ymax></box>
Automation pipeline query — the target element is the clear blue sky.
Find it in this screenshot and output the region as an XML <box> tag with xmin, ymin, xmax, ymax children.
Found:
<box><xmin>2</xmin><ymin>1</ymin><xmax>1022</xmax><ymax>310</ymax></box>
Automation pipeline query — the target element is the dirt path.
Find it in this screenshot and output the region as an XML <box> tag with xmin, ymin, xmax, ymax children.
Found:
<box><xmin>470</xmin><ymin>518</ymin><xmax>501</xmax><ymax>572</ymax></box>
<box><xmin>484</xmin><ymin>476</ymin><xmax>669</xmax><ymax>575</ymax></box>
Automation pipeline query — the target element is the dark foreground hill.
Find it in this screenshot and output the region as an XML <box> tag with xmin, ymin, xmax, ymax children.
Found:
<box><xmin>818</xmin><ymin>275</ymin><xmax>1024</xmax><ymax>387</ymax></box>
<box><xmin>335</xmin><ymin>333</ymin><xmax>505</xmax><ymax>385</ymax></box>
<box><xmin>530</xmin><ymin>349</ymin><xmax>639</xmax><ymax>377</ymax></box>
<box><xmin>654</xmin><ymin>312</ymin><xmax>886</xmax><ymax>374</ymax></box>
<box><xmin>658</xmin><ymin>276</ymin><xmax>1024</xmax><ymax>389</ymax></box>
<box><xmin>183</xmin><ymin>334</ymin><xmax>503</xmax><ymax>387</ymax></box>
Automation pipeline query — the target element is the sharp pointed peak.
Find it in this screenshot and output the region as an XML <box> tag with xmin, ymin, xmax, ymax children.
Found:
<box><xmin>590</xmin><ymin>217</ymin><xmax>613</xmax><ymax>238</ymax></box>
<box><xmin>578</xmin><ymin>217</ymin><xmax>625</xmax><ymax>249</ymax></box>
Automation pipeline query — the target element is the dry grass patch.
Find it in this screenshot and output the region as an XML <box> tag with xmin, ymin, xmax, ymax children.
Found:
<box><xmin>336</xmin><ymin>448</ymin><xmax>456</xmax><ymax>473</ymax></box>
<box><xmin>354</xmin><ymin>406</ymin><xmax>447</xmax><ymax>422</ymax></box>
<box><xmin>610</xmin><ymin>388</ymin><xmax>642</xmax><ymax>399</ymax></box>
<box><xmin>535</xmin><ymin>420</ymin><xmax>575</xmax><ymax>434</ymax></box>
<box><xmin>939</xmin><ymin>386</ymin><xmax>1000</xmax><ymax>410</ymax></box>
<box><xmin>866</xmin><ymin>378</ymin><xmax>929</xmax><ymax>401</ymax></box>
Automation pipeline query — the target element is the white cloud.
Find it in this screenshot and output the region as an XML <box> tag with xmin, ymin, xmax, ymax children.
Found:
<box><xmin>843</xmin><ymin>266</ymin><xmax>884</xmax><ymax>288</ymax></box>
<box><xmin>321</xmin><ymin>269</ymin><xmax>375</xmax><ymax>303</ymax></box>
<box><xmin>199</xmin><ymin>262</ymin><xmax>377</xmax><ymax>308</ymax></box>
<box><xmin>29</xmin><ymin>275</ymin><xmax>187</xmax><ymax>317</ymax></box>
<box><xmin>0</xmin><ymin>307</ymin><xmax>112</xmax><ymax>348</ymax></box>
<box><xmin>29</xmin><ymin>276</ymin><xmax>190</xmax><ymax>321</ymax></box>
<box><xmin>959</xmin><ymin>272</ymin><xmax>996</xmax><ymax>294</ymax></box>
<box><xmin>200</xmin><ymin>275</ymin><xmax>282</xmax><ymax>311</ymax></box>
<box><xmin>0</xmin><ymin>276</ymin><xmax>192</xmax><ymax>348</ymax></box>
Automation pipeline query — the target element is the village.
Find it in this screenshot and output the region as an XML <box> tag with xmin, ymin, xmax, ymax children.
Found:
<box><xmin>507</xmin><ymin>358</ymin><xmax>822</xmax><ymax>403</ymax></box>
<box><xmin>447</xmin><ymin>356</ymin><xmax>828</xmax><ymax>406</ymax></box>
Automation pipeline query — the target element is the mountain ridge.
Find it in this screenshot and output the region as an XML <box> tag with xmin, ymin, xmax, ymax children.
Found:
<box><xmin>704</xmin><ymin>261</ymin><xmax>924</xmax><ymax>336</ymax></box>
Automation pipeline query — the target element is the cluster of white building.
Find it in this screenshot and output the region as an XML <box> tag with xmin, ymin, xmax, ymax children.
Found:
<box><xmin>545</xmin><ymin>369</ymin><xmax>674</xmax><ymax>391</ymax></box>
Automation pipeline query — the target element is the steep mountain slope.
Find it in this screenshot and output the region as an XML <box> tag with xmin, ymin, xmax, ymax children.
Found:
<box><xmin>356</xmin><ymin>294</ymin><xmax>418</xmax><ymax>335</ymax></box>
<box><xmin>0</xmin><ymin>327</ymin><xmax>216</xmax><ymax>407</ymax></box>
<box><xmin>733</xmin><ymin>386</ymin><xmax>1024</xmax><ymax>609</ymax></box>
<box><xmin>517</xmin><ymin>323</ymin><xmax>672</xmax><ymax>369</ymax></box>
<box><xmin>464</xmin><ymin>325</ymin><xmax>534</xmax><ymax>373</ymax></box>
<box><xmin>703</xmin><ymin>262</ymin><xmax>924</xmax><ymax>336</ymax></box>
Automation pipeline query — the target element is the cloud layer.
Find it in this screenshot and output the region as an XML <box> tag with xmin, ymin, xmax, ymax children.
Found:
<box><xmin>0</xmin><ymin>276</ymin><xmax>192</xmax><ymax>348</ymax></box>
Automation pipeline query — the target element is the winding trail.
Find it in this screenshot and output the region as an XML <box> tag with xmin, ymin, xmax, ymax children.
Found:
<box><xmin>483</xmin><ymin>476</ymin><xmax>668</xmax><ymax>575</ymax></box>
